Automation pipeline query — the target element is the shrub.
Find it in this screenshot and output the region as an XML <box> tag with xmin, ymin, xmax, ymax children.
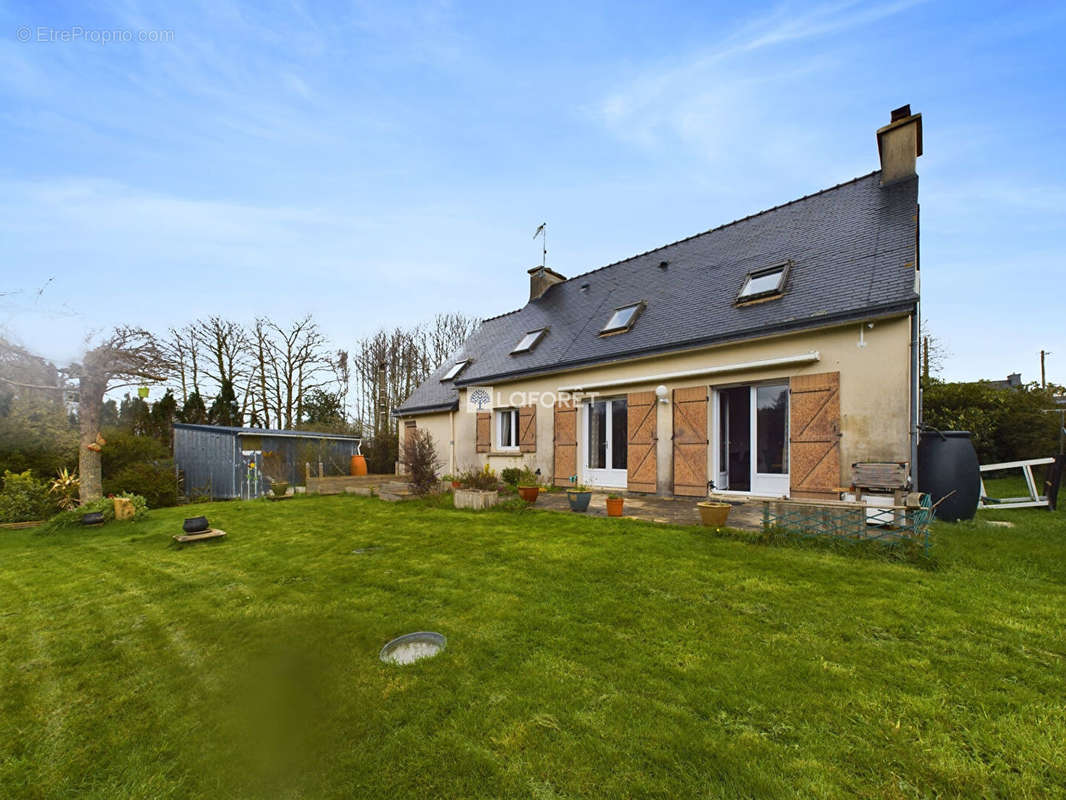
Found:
<box><xmin>923</xmin><ymin>380</ymin><xmax>1063</xmax><ymax>463</ymax></box>
<box><xmin>456</xmin><ymin>465</ymin><xmax>499</xmax><ymax>491</ymax></box>
<box><xmin>501</xmin><ymin>467</ymin><xmax>522</xmax><ymax>486</ymax></box>
<box><xmin>362</xmin><ymin>432</ymin><xmax>398</xmax><ymax>475</ymax></box>
<box><xmin>49</xmin><ymin>468</ymin><xmax>80</xmax><ymax>510</ymax></box>
<box><xmin>45</xmin><ymin>493</ymin><xmax>148</xmax><ymax>530</ymax></box>
<box><xmin>0</xmin><ymin>470</ymin><xmax>56</xmax><ymax>522</ymax></box>
<box><xmin>103</xmin><ymin>461</ymin><xmax>178</xmax><ymax>508</ymax></box>
<box><xmin>403</xmin><ymin>429</ymin><xmax>442</xmax><ymax>496</ymax></box>
<box><xmin>100</xmin><ymin>428</ymin><xmax>170</xmax><ymax>475</ymax></box>
<box><xmin>517</xmin><ymin>466</ymin><xmax>540</xmax><ymax>486</ymax></box>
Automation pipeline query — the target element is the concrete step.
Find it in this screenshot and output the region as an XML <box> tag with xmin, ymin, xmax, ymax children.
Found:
<box><xmin>379</xmin><ymin>489</ymin><xmax>415</xmax><ymax>502</ymax></box>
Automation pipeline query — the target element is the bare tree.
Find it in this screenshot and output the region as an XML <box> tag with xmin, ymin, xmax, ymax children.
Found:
<box><xmin>249</xmin><ymin>316</ymin><xmax>332</xmax><ymax>429</ymax></box>
<box><xmin>192</xmin><ymin>316</ymin><xmax>248</xmax><ymax>410</ymax></box>
<box><xmin>162</xmin><ymin>325</ymin><xmax>201</xmax><ymax>403</ymax></box>
<box><xmin>921</xmin><ymin>320</ymin><xmax>951</xmax><ymax>381</ymax></box>
<box><xmin>72</xmin><ymin>328</ymin><xmax>169</xmax><ymax>502</ymax></box>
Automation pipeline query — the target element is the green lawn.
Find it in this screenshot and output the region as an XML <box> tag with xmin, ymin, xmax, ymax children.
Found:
<box><xmin>1</xmin><ymin>497</ymin><xmax>1064</xmax><ymax>799</ymax></box>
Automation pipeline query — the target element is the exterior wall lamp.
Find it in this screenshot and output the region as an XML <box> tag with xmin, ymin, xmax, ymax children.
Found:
<box><xmin>655</xmin><ymin>384</ymin><xmax>669</xmax><ymax>404</ymax></box>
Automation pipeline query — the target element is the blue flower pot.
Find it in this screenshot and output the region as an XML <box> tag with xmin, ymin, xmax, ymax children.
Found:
<box><xmin>567</xmin><ymin>491</ymin><xmax>591</xmax><ymax>512</ymax></box>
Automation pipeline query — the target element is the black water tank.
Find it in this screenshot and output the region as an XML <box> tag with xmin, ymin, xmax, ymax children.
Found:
<box><xmin>917</xmin><ymin>430</ymin><xmax>980</xmax><ymax>522</ymax></box>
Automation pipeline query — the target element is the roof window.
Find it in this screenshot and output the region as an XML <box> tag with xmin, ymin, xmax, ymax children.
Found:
<box><xmin>600</xmin><ymin>302</ymin><xmax>645</xmax><ymax>335</ymax></box>
<box><xmin>441</xmin><ymin>360</ymin><xmax>469</xmax><ymax>381</ymax></box>
<box><xmin>511</xmin><ymin>328</ymin><xmax>547</xmax><ymax>354</ymax></box>
<box><xmin>737</xmin><ymin>262</ymin><xmax>789</xmax><ymax>303</ymax></box>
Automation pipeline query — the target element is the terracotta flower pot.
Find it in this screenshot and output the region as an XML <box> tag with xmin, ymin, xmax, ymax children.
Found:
<box><xmin>451</xmin><ymin>481</ymin><xmax>462</xmax><ymax>489</ymax></box>
<box><xmin>606</xmin><ymin>497</ymin><xmax>624</xmax><ymax>517</ymax></box>
<box><xmin>697</xmin><ymin>501</ymin><xmax>731</xmax><ymax>528</ymax></box>
<box><xmin>518</xmin><ymin>486</ymin><xmax>540</xmax><ymax>503</ymax></box>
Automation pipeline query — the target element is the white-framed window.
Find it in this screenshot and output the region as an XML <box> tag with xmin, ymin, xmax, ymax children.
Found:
<box><xmin>737</xmin><ymin>262</ymin><xmax>789</xmax><ymax>302</ymax></box>
<box><xmin>441</xmin><ymin>360</ymin><xmax>469</xmax><ymax>381</ymax></box>
<box><xmin>496</xmin><ymin>407</ymin><xmax>519</xmax><ymax>450</ymax></box>
<box><xmin>511</xmin><ymin>328</ymin><xmax>547</xmax><ymax>354</ymax></box>
<box><xmin>600</xmin><ymin>302</ymin><xmax>645</xmax><ymax>335</ymax></box>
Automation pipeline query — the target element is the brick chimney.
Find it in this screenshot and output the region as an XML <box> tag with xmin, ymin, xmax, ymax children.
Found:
<box><xmin>877</xmin><ymin>104</ymin><xmax>923</xmax><ymax>186</ymax></box>
<box><xmin>528</xmin><ymin>265</ymin><xmax>566</xmax><ymax>301</ymax></box>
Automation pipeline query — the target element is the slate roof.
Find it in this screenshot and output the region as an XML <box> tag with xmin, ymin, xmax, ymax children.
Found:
<box><xmin>396</xmin><ymin>170</ymin><xmax>918</xmax><ymax>415</ymax></box>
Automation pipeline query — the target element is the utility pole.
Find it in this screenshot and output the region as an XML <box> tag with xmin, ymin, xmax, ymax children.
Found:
<box><xmin>1041</xmin><ymin>350</ymin><xmax>1050</xmax><ymax>388</ymax></box>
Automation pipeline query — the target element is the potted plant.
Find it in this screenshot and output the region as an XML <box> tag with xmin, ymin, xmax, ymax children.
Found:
<box><xmin>697</xmin><ymin>500</ymin><xmax>731</xmax><ymax>528</ymax></box>
<box><xmin>270</xmin><ymin>480</ymin><xmax>290</xmax><ymax>498</ymax></box>
<box><xmin>453</xmin><ymin>466</ymin><xmax>500</xmax><ymax>510</ymax></box>
<box><xmin>567</xmin><ymin>483</ymin><xmax>592</xmax><ymax>512</ymax></box>
<box><xmin>443</xmin><ymin>474</ymin><xmax>462</xmax><ymax>490</ymax></box>
<box><xmin>605</xmin><ymin>494</ymin><xmax>624</xmax><ymax>517</ymax></box>
<box><xmin>516</xmin><ymin>466</ymin><xmax>541</xmax><ymax>503</ymax></box>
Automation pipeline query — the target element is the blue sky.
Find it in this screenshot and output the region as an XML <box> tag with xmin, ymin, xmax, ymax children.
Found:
<box><xmin>0</xmin><ymin>0</ymin><xmax>1063</xmax><ymax>384</ymax></box>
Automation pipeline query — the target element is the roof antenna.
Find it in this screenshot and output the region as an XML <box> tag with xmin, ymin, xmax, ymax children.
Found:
<box><xmin>533</xmin><ymin>222</ymin><xmax>547</xmax><ymax>267</ymax></box>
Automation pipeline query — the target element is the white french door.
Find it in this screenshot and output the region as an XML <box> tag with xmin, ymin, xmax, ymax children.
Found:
<box><xmin>713</xmin><ymin>382</ymin><xmax>789</xmax><ymax>496</ymax></box>
<box><xmin>582</xmin><ymin>397</ymin><xmax>628</xmax><ymax>489</ymax></box>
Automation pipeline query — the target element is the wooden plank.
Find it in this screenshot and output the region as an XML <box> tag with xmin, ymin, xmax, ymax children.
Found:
<box><xmin>672</xmin><ymin>386</ymin><xmax>708</xmax><ymax>496</ymax></box>
<box><xmin>173</xmin><ymin>528</ymin><xmax>227</xmax><ymax>543</ymax></box>
<box><xmin>627</xmin><ymin>391</ymin><xmax>657</xmax><ymax>493</ymax></box>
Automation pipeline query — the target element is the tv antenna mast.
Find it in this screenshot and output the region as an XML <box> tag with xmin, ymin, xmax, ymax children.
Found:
<box><xmin>533</xmin><ymin>222</ymin><xmax>547</xmax><ymax>267</ymax></box>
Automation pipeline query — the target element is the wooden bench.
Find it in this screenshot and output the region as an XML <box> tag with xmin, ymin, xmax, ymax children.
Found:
<box><xmin>173</xmin><ymin>529</ymin><xmax>227</xmax><ymax>545</ymax></box>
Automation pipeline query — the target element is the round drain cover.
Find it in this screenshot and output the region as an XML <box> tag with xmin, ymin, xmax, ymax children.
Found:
<box><xmin>379</xmin><ymin>632</ymin><xmax>446</xmax><ymax>665</ymax></box>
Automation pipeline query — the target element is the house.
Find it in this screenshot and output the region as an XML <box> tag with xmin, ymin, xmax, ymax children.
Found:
<box><xmin>395</xmin><ymin>106</ymin><xmax>923</xmax><ymax>500</ymax></box>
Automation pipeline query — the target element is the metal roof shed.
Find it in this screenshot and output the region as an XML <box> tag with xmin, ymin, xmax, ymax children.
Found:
<box><xmin>173</xmin><ymin>423</ymin><xmax>362</xmax><ymax>499</ymax></box>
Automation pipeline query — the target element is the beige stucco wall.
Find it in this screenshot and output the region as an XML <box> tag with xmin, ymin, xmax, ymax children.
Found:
<box><xmin>400</xmin><ymin>314</ymin><xmax>914</xmax><ymax>492</ymax></box>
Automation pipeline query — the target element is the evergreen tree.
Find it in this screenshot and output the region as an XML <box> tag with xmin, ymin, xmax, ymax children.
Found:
<box><xmin>118</xmin><ymin>394</ymin><xmax>151</xmax><ymax>435</ymax></box>
<box><xmin>300</xmin><ymin>388</ymin><xmax>345</xmax><ymax>427</ymax></box>
<box><xmin>207</xmin><ymin>379</ymin><xmax>241</xmax><ymax>427</ymax></box>
<box><xmin>179</xmin><ymin>391</ymin><xmax>208</xmax><ymax>424</ymax></box>
<box><xmin>150</xmin><ymin>390</ymin><xmax>178</xmax><ymax>447</ymax></box>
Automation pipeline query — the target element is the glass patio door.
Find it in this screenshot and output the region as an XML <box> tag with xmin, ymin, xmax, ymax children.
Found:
<box><xmin>714</xmin><ymin>383</ymin><xmax>789</xmax><ymax>496</ymax></box>
<box><xmin>584</xmin><ymin>397</ymin><xmax>628</xmax><ymax>489</ymax></box>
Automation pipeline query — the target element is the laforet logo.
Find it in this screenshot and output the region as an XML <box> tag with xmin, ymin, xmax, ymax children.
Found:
<box><xmin>466</xmin><ymin>387</ymin><xmax>493</xmax><ymax>412</ymax></box>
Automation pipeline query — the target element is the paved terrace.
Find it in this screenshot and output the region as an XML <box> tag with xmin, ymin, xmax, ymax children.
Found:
<box><xmin>533</xmin><ymin>490</ymin><xmax>763</xmax><ymax>531</ymax></box>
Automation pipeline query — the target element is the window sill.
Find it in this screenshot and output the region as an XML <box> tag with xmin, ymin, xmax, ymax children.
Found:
<box><xmin>487</xmin><ymin>450</ymin><xmax>523</xmax><ymax>457</ymax></box>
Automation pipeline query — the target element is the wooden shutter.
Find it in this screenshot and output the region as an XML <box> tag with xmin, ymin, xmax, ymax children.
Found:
<box><xmin>672</xmin><ymin>386</ymin><xmax>708</xmax><ymax>496</ymax></box>
<box><xmin>476</xmin><ymin>412</ymin><xmax>491</xmax><ymax>453</ymax></box>
<box><xmin>553</xmin><ymin>398</ymin><xmax>577</xmax><ymax>487</ymax></box>
<box><xmin>519</xmin><ymin>405</ymin><xmax>537</xmax><ymax>453</ymax></box>
<box><xmin>627</xmin><ymin>391</ymin><xmax>657</xmax><ymax>493</ymax></box>
<box><xmin>402</xmin><ymin>420</ymin><xmax>416</xmax><ymax>467</ymax></box>
<box><xmin>789</xmin><ymin>371</ymin><xmax>842</xmax><ymax>500</ymax></box>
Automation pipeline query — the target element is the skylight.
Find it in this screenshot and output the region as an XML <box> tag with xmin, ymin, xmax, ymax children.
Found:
<box><xmin>737</xmin><ymin>263</ymin><xmax>789</xmax><ymax>302</ymax></box>
<box><xmin>600</xmin><ymin>302</ymin><xmax>644</xmax><ymax>335</ymax></box>
<box><xmin>441</xmin><ymin>360</ymin><xmax>469</xmax><ymax>381</ymax></box>
<box><xmin>511</xmin><ymin>328</ymin><xmax>546</xmax><ymax>354</ymax></box>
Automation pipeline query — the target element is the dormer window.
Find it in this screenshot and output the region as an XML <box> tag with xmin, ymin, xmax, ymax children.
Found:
<box><xmin>737</xmin><ymin>262</ymin><xmax>789</xmax><ymax>303</ymax></box>
<box><xmin>441</xmin><ymin>360</ymin><xmax>469</xmax><ymax>381</ymax></box>
<box><xmin>600</xmin><ymin>302</ymin><xmax>645</xmax><ymax>335</ymax></box>
<box><xmin>511</xmin><ymin>328</ymin><xmax>547</xmax><ymax>354</ymax></box>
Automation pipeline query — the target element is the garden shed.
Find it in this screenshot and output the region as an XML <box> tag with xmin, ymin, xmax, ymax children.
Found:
<box><xmin>173</xmin><ymin>423</ymin><xmax>361</xmax><ymax>499</ymax></box>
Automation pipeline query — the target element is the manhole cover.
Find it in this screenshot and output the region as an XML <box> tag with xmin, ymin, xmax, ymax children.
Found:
<box><xmin>379</xmin><ymin>632</ymin><xmax>446</xmax><ymax>665</ymax></box>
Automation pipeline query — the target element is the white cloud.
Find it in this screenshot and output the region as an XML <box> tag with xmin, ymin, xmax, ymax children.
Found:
<box><xmin>595</xmin><ymin>0</ymin><xmax>926</xmax><ymax>183</ymax></box>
